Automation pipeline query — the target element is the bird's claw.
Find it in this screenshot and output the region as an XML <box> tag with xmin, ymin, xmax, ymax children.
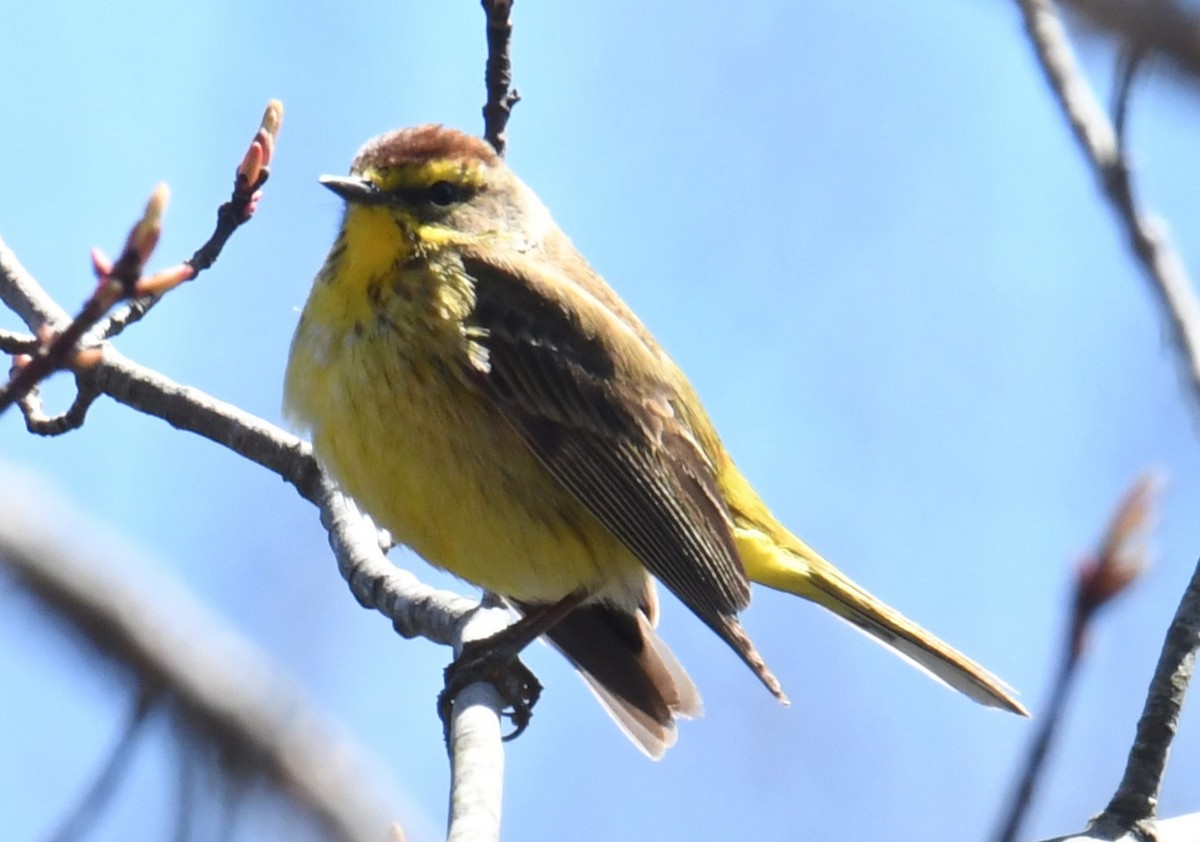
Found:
<box><xmin>439</xmin><ymin>640</ymin><xmax>543</xmax><ymax>745</ymax></box>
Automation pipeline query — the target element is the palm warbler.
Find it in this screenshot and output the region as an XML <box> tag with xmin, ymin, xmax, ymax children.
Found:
<box><xmin>284</xmin><ymin>125</ymin><xmax>1027</xmax><ymax>757</ymax></box>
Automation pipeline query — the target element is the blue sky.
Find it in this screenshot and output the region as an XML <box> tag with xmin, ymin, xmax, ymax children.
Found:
<box><xmin>3</xmin><ymin>2</ymin><xmax>1200</xmax><ymax>840</ymax></box>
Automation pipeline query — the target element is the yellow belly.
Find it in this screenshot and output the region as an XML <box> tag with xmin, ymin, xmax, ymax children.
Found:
<box><xmin>285</xmin><ymin>270</ymin><xmax>646</xmax><ymax>607</ymax></box>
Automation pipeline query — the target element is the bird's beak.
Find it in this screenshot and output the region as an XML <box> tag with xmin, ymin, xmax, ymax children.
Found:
<box><xmin>319</xmin><ymin>175</ymin><xmax>385</xmax><ymax>204</ymax></box>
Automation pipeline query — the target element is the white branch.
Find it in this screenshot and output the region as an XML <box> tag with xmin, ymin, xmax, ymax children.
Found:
<box><xmin>444</xmin><ymin>604</ymin><xmax>515</xmax><ymax>842</ymax></box>
<box><xmin>1042</xmin><ymin>811</ymin><xmax>1200</xmax><ymax>841</ymax></box>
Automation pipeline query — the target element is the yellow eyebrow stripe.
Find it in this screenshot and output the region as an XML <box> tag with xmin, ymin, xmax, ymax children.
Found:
<box><xmin>361</xmin><ymin>160</ymin><xmax>487</xmax><ymax>193</ymax></box>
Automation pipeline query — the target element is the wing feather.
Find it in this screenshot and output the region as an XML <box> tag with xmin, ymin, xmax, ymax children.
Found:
<box><xmin>456</xmin><ymin>251</ymin><xmax>751</xmax><ymax>624</ymax></box>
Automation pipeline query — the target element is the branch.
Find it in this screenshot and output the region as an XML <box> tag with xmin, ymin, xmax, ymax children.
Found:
<box><xmin>481</xmin><ymin>0</ymin><xmax>520</xmax><ymax>156</ymax></box>
<box><xmin>15</xmin><ymin>377</ymin><xmax>100</xmax><ymax>436</ymax></box>
<box><xmin>445</xmin><ymin>605</ymin><xmax>513</xmax><ymax>842</ymax></box>
<box><xmin>0</xmin><ymin>185</ymin><xmax>170</xmax><ymax>415</ymax></box>
<box><xmin>1089</xmin><ymin>556</ymin><xmax>1200</xmax><ymax>833</ymax></box>
<box><xmin>0</xmin><ymin>475</ymin><xmax>403</xmax><ymax>841</ymax></box>
<box><xmin>1016</xmin><ymin>0</ymin><xmax>1200</xmax><ymax>418</ymax></box>
<box><xmin>0</xmin><ymin>233</ymin><xmax>68</xmax><ymax>327</ymax></box>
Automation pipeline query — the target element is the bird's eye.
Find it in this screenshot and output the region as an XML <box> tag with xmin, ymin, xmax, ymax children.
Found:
<box><xmin>427</xmin><ymin>181</ymin><xmax>460</xmax><ymax>206</ymax></box>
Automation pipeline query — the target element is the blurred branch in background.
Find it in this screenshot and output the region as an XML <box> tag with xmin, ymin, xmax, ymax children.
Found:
<box><xmin>1061</xmin><ymin>0</ymin><xmax>1200</xmax><ymax>82</ymax></box>
<box><xmin>1016</xmin><ymin>0</ymin><xmax>1200</xmax><ymax>423</ymax></box>
<box><xmin>0</xmin><ymin>471</ymin><xmax>403</xmax><ymax>841</ymax></box>
<box><xmin>995</xmin><ymin>474</ymin><xmax>1160</xmax><ymax>842</ymax></box>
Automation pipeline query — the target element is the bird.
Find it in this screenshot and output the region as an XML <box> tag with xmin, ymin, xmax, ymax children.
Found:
<box><xmin>284</xmin><ymin>124</ymin><xmax>1027</xmax><ymax>758</ymax></box>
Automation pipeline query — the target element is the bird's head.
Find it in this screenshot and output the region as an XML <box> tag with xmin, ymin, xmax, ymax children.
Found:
<box><xmin>321</xmin><ymin>124</ymin><xmax>552</xmax><ymax>256</ymax></box>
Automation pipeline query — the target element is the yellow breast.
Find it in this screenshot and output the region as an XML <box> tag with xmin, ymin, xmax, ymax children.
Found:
<box><xmin>284</xmin><ymin>208</ymin><xmax>644</xmax><ymax>605</ymax></box>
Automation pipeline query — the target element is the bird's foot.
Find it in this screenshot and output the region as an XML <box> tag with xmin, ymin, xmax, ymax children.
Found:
<box><xmin>439</xmin><ymin>637</ymin><xmax>543</xmax><ymax>744</ymax></box>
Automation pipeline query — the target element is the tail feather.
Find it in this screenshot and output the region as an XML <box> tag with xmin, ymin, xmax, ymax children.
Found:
<box><xmin>530</xmin><ymin>602</ymin><xmax>703</xmax><ymax>759</ymax></box>
<box><xmin>737</xmin><ymin>525</ymin><xmax>1029</xmax><ymax>717</ymax></box>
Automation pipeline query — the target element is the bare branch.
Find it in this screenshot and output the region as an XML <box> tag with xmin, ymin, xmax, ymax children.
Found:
<box><xmin>17</xmin><ymin>376</ymin><xmax>100</xmax><ymax>436</ymax></box>
<box><xmin>311</xmin><ymin>472</ymin><xmax>478</xmax><ymax>644</ymax></box>
<box><xmin>481</xmin><ymin>0</ymin><xmax>520</xmax><ymax>156</ymax></box>
<box><xmin>62</xmin><ymin>343</ymin><xmax>481</xmax><ymax>650</ymax></box>
<box><xmin>0</xmin><ymin>234</ymin><xmax>68</xmax><ymax>328</ymax></box>
<box><xmin>185</xmin><ymin>99</ymin><xmax>283</xmax><ymax>275</ymax></box>
<box><xmin>48</xmin><ymin>344</ymin><xmax>514</xmax><ymax>838</ymax></box>
<box><xmin>0</xmin><ymin>328</ymin><xmax>37</xmax><ymax>354</ymax></box>
<box><xmin>97</xmin><ymin>100</ymin><xmax>284</xmax><ymax>342</ymax></box>
<box><xmin>445</xmin><ymin>606</ymin><xmax>513</xmax><ymax>842</ymax></box>
<box><xmin>0</xmin><ymin>185</ymin><xmax>170</xmax><ymax>415</ymax></box>
<box><xmin>1091</xmin><ymin>557</ymin><xmax>1200</xmax><ymax>831</ymax></box>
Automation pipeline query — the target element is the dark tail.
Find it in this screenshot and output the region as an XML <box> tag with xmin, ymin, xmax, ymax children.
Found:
<box><xmin>535</xmin><ymin>603</ymin><xmax>702</xmax><ymax>758</ymax></box>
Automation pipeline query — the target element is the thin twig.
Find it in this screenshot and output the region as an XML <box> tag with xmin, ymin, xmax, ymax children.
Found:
<box><xmin>1112</xmin><ymin>49</ymin><xmax>1143</xmax><ymax>150</ymax></box>
<box><xmin>17</xmin><ymin>377</ymin><xmax>100</xmax><ymax>436</ymax></box>
<box><xmin>97</xmin><ymin>100</ymin><xmax>284</xmax><ymax>343</ymax></box>
<box><xmin>481</xmin><ymin>0</ymin><xmax>520</xmax><ymax>156</ymax></box>
<box><xmin>0</xmin><ymin>185</ymin><xmax>167</xmax><ymax>415</ymax></box>
<box><xmin>996</xmin><ymin>653</ymin><xmax>1080</xmax><ymax>842</ymax></box>
<box><xmin>186</xmin><ymin>101</ymin><xmax>282</xmax><ymax>275</ymax></box>
<box><xmin>995</xmin><ymin>474</ymin><xmax>1158</xmax><ymax>842</ymax></box>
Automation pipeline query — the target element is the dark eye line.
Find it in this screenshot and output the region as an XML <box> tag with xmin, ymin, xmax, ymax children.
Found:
<box><xmin>386</xmin><ymin>180</ymin><xmax>474</xmax><ymax>208</ymax></box>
